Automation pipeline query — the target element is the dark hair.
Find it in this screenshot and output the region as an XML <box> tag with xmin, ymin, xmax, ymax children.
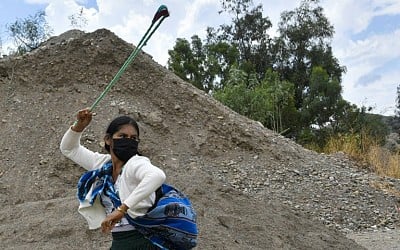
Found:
<box><xmin>104</xmin><ymin>116</ymin><xmax>139</xmax><ymax>152</ymax></box>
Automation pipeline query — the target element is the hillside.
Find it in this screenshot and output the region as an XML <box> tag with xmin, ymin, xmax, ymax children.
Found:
<box><xmin>0</xmin><ymin>29</ymin><xmax>399</xmax><ymax>249</ymax></box>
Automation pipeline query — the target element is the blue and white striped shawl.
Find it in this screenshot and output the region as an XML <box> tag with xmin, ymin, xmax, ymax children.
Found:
<box><xmin>77</xmin><ymin>161</ymin><xmax>121</xmax><ymax>207</ymax></box>
<box><xmin>77</xmin><ymin>162</ymin><xmax>198</xmax><ymax>250</ymax></box>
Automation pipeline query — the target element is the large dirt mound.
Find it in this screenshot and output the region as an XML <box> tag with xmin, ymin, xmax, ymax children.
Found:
<box><xmin>0</xmin><ymin>29</ymin><xmax>399</xmax><ymax>249</ymax></box>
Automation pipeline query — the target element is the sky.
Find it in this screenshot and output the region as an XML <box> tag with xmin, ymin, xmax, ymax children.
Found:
<box><xmin>1</xmin><ymin>0</ymin><xmax>399</xmax><ymax>116</ymax></box>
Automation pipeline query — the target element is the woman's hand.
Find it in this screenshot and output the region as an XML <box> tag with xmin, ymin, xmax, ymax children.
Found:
<box><xmin>100</xmin><ymin>209</ymin><xmax>125</xmax><ymax>233</ymax></box>
<box><xmin>71</xmin><ymin>108</ymin><xmax>92</xmax><ymax>132</ymax></box>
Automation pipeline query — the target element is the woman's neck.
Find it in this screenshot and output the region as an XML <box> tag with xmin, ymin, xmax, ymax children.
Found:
<box><xmin>111</xmin><ymin>156</ymin><xmax>124</xmax><ymax>181</ymax></box>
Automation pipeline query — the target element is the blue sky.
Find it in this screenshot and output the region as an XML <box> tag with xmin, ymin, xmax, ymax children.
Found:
<box><xmin>1</xmin><ymin>0</ymin><xmax>399</xmax><ymax>116</ymax></box>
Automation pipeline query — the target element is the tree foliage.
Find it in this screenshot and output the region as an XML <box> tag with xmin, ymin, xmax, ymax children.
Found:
<box><xmin>214</xmin><ymin>67</ymin><xmax>298</xmax><ymax>134</ymax></box>
<box><xmin>209</xmin><ymin>0</ymin><xmax>273</xmax><ymax>80</ymax></box>
<box><xmin>302</xmin><ymin>66</ymin><xmax>343</xmax><ymax>127</ymax></box>
<box><xmin>168</xmin><ymin>0</ymin><xmax>271</xmax><ymax>91</ymax></box>
<box><xmin>254</xmin><ymin>70</ymin><xmax>298</xmax><ymax>134</ymax></box>
<box><xmin>275</xmin><ymin>0</ymin><xmax>345</xmax><ymax>110</ymax></box>
<box><xmin>213</xmin><ymin>65</ymin><xmax>256</xmax><ymax>116</ymax></box>
<box><xmin>7</xmin><ymin>10</ymin><xmax>53</xmax><ymax>55</ymax></box>
<box><xmin>168</xmin><ymin>37</ymin><xmax>203</xmax><ymax>90</ymax></box>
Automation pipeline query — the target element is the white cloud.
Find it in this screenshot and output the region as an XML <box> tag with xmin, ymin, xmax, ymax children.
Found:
<box><xmin>338</xmin><ymin>29</ymin><xmax>400</xmax><ymax>70</ymax></box>
<box><xmin>342</xmin><ymin>70</ymin><xmax>398</xmax><ymax>115</ymax></box>
<box><xmin>373</xmin><ymin>0</ymin><xmax>400</xmax><ymax>15</ymax></box>
<box><xmin>177</xmin><ymin>0</ymin><xmax>219</xmax><ymax>37</ymax></box>
<box><xmin>324</xmin><ymin>1</ymin><xmax>374</xmax><ymax>35</ymax></box>
<box><xmin>45</xmin><ymin>0</ymin><xmax>82</xmax><ymax>32</ymax></box>
<box><xmin>42</xmin><ymin>1</ymin><xmax>169</xmax><ymax>63</ymax></box>
<box><xmin>260</xmin><ymin>0</ymin><xmax>299</xmax><ymax>32</ymax></box>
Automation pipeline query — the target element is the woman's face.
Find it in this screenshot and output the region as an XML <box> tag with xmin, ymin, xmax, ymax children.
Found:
<box><xmin>106</xmin><ymin>124</ymin><xmax>140</xmax><ymax>162</ymax></box>
<box><xmin>105</xmin><ymin>124</ymin><xmax>139</xmax><ymax>149</ymax></box>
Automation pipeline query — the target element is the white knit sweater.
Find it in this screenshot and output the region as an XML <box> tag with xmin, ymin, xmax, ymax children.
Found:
<box><xmin>60</xmin><ymin>127</ymin><xmax>166</xmax><ymax>229</ymax></box>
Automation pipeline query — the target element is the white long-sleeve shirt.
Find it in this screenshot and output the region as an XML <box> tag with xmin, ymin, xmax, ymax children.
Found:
<box><xmin>60</xmin><ymin>127</ymin><xmax>166</xmax><ymax>229</ymax></box>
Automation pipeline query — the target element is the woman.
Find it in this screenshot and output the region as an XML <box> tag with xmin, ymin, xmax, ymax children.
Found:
<box><xmin>60</xmin><ymin>108</ymin><xmax>165</xmax><ymax>249</ymax></box>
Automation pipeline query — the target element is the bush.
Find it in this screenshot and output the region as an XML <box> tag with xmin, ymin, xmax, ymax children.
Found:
<box><xmin>7</xmin><ymin>10</ymin><xmax>53</xmax><ymax>55</ymax></box>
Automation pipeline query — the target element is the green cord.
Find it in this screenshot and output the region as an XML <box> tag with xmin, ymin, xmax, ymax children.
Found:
<box><xmin>90</xmin><ymin>15</ymin><xmax>168</xmax><ymax>111</ymax></box>
<box><xmin>71</xmin><ymin>6</ymin><xmax>169</xmax><ymax>126</ymax></box>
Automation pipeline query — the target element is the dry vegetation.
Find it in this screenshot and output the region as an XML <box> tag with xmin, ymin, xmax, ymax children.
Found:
<box><xmin>323</xmin><ymin>133</ymin><xmax>400</xmax><ymax>178</ymax></box>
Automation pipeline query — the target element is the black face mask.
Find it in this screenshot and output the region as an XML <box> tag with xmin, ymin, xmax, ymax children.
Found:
<box><xmin>112</xmin><ymin>138</ymin><xmax>139</xmax><ymax>162</ymax></box>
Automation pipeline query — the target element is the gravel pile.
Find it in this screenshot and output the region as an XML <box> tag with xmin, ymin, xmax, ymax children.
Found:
<box><xmin>213</xmin><ymin>150</ymin><xmax>400</xmax><ymax>234</ymax></box>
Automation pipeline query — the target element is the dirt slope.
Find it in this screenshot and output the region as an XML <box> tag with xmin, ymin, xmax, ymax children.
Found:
<box><xmin>0</xmin><ymin>29</ymin><xmax>398</xmax><ymax>249</ymax></box>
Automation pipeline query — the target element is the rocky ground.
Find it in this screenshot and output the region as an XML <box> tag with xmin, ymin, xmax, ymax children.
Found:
<box><xmin>0</xmin><ymin>29</ymin><xmax>399</xmax><ymax>249</ymax></box>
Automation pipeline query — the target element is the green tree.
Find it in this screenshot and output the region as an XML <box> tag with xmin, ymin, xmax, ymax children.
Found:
<box><xmin>302</xmin><ymin>66</ymin><xmax>343</xmax><ymax>128</ymax></box>
<box><xmin>167</xmin><ymin>38</ymin><xmax>192</xmax><ymax>83</ymax></box>
<box><xmin>253</xmin><ymin>70</ymin><xmax>298</xmax><ymax>134</ymax></box>
<box><xmin>7</xmin><ymin>10</ymin><xmax>53</xmax><ymax>55</ymax></box>
<box><xmin>168</xmin><ymin>36</ymin><xmax>209</xmax><ymax>91</ymax></box>
<box><xmin>272</xmin><ymin>0</ymin><xmax>347</xmax><ymax>140</ymax></box>
<box><xmin>213</xmin><ymin>65</ymin><xmax>256</xmax><ymax>116</ymax></box>
<box><xmin>168</xmin><ymin>34</ymin><xmax>239</xmax><ymax>92</ymax></box>
<box><xmin>209</xmin><ymin>0</ymin><xmax>273</xmax><ymax>80</ymax></box>
<box><xmin>204</xmin><ymin>35</ymin><xmax>239</xmax><ymax>90</ymax></box>
<box><xmin>214</xmin><ymin>67</ymin><xmax>298</xmax><ymax>134</ymax></box>
<box><xmin>275</xmin><ymin>0</ymin><xmax>346</xmax><ymax>110</ymax></box>
<box><xmin>168</xmin><ymin>0</ymin><xmax>271</xmax><ymax>92</ymax></box>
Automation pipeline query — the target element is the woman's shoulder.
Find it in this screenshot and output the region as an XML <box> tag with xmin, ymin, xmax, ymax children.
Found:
<box><xmin>94</xmin><ymin>153</ymin><xmax>112</xmax><ymax>167</ymax></box>
<box><xmin>129</xmin><ymin>155</ymin><xmax>151</xmax><ymax>163</ymax></box>
<box><xmin>124</xmin><ymin>155</ymin><xmax>165</xmax><ymax>178</ymax></box>
<box><xmin>124</xmin><ymin>155</ymin><xmax>155</xmax><ymax>170</ymax></box>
